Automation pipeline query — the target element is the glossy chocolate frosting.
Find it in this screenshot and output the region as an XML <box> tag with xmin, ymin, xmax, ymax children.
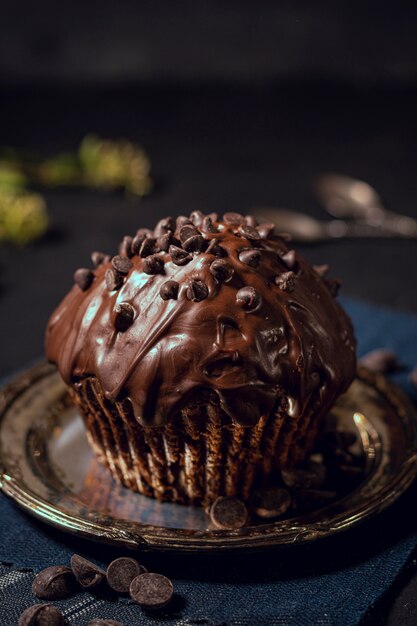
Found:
<box><xmin>45</xmin><ymin>212</ymin><xmax>356</xmax><ymax>428</ymax></box>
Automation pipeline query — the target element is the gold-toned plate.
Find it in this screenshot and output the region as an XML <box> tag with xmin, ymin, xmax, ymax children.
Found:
<box><xmin>1</xmin><ymin>363</ymin><xmax>417</xmax><ymax>552</ymax></box>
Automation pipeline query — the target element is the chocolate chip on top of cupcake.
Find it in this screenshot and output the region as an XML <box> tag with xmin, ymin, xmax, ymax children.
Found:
<box><xmin>45</xmin><ymin>211</ymin><xmax>356</xmax><ymax>505</ymax></box>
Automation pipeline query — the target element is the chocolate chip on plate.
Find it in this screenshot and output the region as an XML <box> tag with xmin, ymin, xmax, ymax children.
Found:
<box><xmin>32</xmin><ymin>565</ymin><xmax>76</xmax><ymax>600</ymax></box>
<box><xmin>87</xmin><ymin>620</ymin><xmax>124</xmax><ymax>626</ymax></box>
<box><xmin>71</xmin><ymin>554</ymin><xmax>106</xmax><ymax>589</ymax></box>
<box><xmin>210</xmin><ymin>496</ymin><xmax>248</xmax><ymax>529</ymax></box>
<box><xmin>359</xmin><ymin>348</ymin><xmax>400</xmax><ymax>374</ymax></box>
<box><xmin>281</xmin><ymin>463</ymin><xmax>326</xmax><ymax>490</ymax></box>
<box><xmin>106</xmin><ymin>557</ymin><xmax>147</xmax><ymax>594</ymax></box>
<box><xmin>129</xmin><ymin>573</ymin><xmax>174</xmax><ymax>610</ymax></box>
<box><xmin>19</xmin><ymin>604</ymin><xmax>65</xmax><ymax>626</ymax></box>
<box><xmin>251</xmin><ymin>487</ymin><xmax>291</xmax><ymax>519</ymax></box>
<box><xmin>74</xmin><ymin>268</ymin><xmax>94</xmax><ymax>291</ymax></box>
<box><xmin>105</xmin><ymin>268</ymin><xmax>124</xmax><ymax>292</ymax></box>
<box><xmin>111</xmin><ymin>255</ymin><xmax>133</xmax><ymax>275</ymax></box>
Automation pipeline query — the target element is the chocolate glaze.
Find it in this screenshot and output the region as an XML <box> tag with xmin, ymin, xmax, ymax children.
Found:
<box><xmin>45</xmin><ymin>214</ymin><xmax>356</xmax><ymax>428</ymax></box>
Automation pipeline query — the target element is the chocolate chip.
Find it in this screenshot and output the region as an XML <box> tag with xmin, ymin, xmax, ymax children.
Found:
<box><xmin>280</xmin><ymin>250</ymin><xmax>297</xmax><ymax>270</ymax></box>
<box><xmin>129</xmin><ymin>573</ymin><xmax>174</xmax><ymax>610</ymax></box>
<box><xmin>143</xmin><ymin>254</ymin><xmax>164</xmax><ymax>275</ymax></box>
<box><xmin>19</xmin><ymin>604</ymin><xmax>65</xmax><ymax>626</ymax></box>
<box><xmin>71</xmin><ymin>554</ymin><xmax>106</xmax><ymax>589</ymax></box>
<box><xmin>207</xmin><ymin>212</ymin><xmax>218</xmax><ymax>222</ymax></box>
<box><xmin>189</xmin><ymin>210</ymin><xmax>205</xmax><ymax>226</ymax></box>
<box><xmin>176</xmin><ymin>215</ymin><xmax>193</xmax><ymax>230</ymax></box>
<box><xmin>236</xmin><ymin>286</ymin><xmax>262</xmax><ymax>311</ymax></box>
<box><xmin>359</xmin><ymin>348</ymin><xmax>400</xmax><ymax>374</ymax></box>
<box><xmin>179</xmin><ymin>224</ymin><xmax>199</xmax><ymax>243</ymax></box>
<box><xmin>114</xmin><ymin>302</ymin><xmax>135</xmax><ymax>331</ymax></box>
<box><xmin>105</xmin><ymin>268</ymin><xmax>124</xmax><ymax>291</ymax></box>
<box><xmin>160</xmin><ymin>280</ymin><xmax>179</xmax><ymax>300</ymax></box>
<box><xmin>210</xmin><ymin>496</ymin><xmax>248</xmax><ymax>529</ymax></box>
<box><xmin>251</xmin><ymin>487</ymin><xmax>291</xmax><ymax>519</ymax></box>
<box><xmin>91</xmin><ymin>251</ymin><xmax>111</xmax><ymax>267</ymax></box>
<box><xmin>281</xmin><ymin>463</ymin><xmax>326</xmax><ymax>490</ymax></box>
<box><xmin>139</xmin><ymin>237</ymin><xmax>156</xmax><ymax>258</ymax></box>
<box><xmin>74</xmin><ymin>268</ymin><xmax>94</xmax><ymax>291</ymax></box>
<box><xmin>313</xmin><ymin>264</ymin><xmax>330</xmax><ymax>277</ymax></box>
<box><xmin>89</xmin><ymin>614</ymin><xmax>122</xmax><ymax>625</ymax></box>
<box><xmin>118</xmin><ymin>236</ymin><xmax>133</xmax><ymax>258</ymax></box>
<box><xmin>111</xmin><ymin>255</ymin><xmax>133</xmax><ymax>275</ymax></box>
<box><xmin>210</xmin><ymin>258</ymin><xmax>234</xmax><ymax>283</ymax></box>
<box><xmin>257</xmin><ymin>223</ymin><xmax>275</xmax><ymax>239</ymax></box>
<box><xmin>169</xmin><ymin>245</ymin><xmax>192</xmax><ymax>266</ymax></box>
<box><xmin>275</xmin><ymin>271</ymin><xmax>295</xmax><ymax>292</ymax></box>
<box><xmin>245</xmin><ymin>215</ymin><xmax>258</xmax><ymax>227</ymax></box>
<box><xmin>409</xmin><ymin>367</ymin><xmax>417</xmax><ymax>389</ymax></box>
<box><xmin>325</xmin><ymin>278</ymin><xmax>341</xmax><ymax>297</ymax></box>
<box><xmin>277</xmin><ymin>232</ymin><xmax>292</xmax><ymax>242</ymax></box>
<box><xmin>201</xmin><ymin>216</ymin><xmax>218</xmax><ymax>233</ymax></box>
<box><xmin>187</xmin><ymin>279</ymin><xmax>209</xmax><ymax>301</ymax></box>
<box><xmin>32</xmin><ymin>565</ymin><xmax>76</xmax><ymax>600</ymax></box>
<box><xmin>223</xmin><ymin>212</ymin><xmax>245</xmax><ymax>224</ymax></box>
<box><xmin>107</xmin><ymin>557</ymin><xmax>147</xmax><ymax>594</ymax></box>
<box><xmin>131</xmin><ymin>228</ymin><xmax>152</xmax><ymax>255</ymax></box>
<box><xmin>183</xmin><ymin>234</ymin><xmax>206</xmax><ymax>253</ymax></box>
<box><xmin>157</xmin><ymin>231</ymin><xmax>175</xmax><ymax>252</ymax></box>
<box><xmin>206</xmin><ymin>239</ymin><xmax>224</xmax><ymax>256</ymax></box>
<box><xmin>154</xmin><ymin>217</ymin><xmax>175</xmax><ymax>238</ymax></box>
<box><xmin>238</xmin><ymin>224</ymin><xmax>261</xmax><ymax>240</ymax></box>
<box><xmin>292</xmin><ymin>489</ymin><xmax>337</xmax><ymax>513</ymax></box>
<box><xmin>238</xmin><ymin>249</ymin><xmax>261</xmax><ymax>267</ymax></box>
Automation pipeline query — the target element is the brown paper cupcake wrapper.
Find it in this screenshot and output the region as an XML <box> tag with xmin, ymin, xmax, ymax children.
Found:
<box><xmin>70</xmin><ymin>377</ymin><xmax>323</xmax><ymax>505</ymax></box>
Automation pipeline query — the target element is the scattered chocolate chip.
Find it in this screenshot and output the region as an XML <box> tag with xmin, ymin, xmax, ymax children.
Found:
<box><xmin>154</xmin><ymin>217</ymin><xmax>175</xmax><ymax>238</ymax></box>
<box><xmin>139</xmin><ymin>237</ymin><xmax>156</xmax><ymax>258</ymax></box>
<box><xmin>169</xmin><ymin>245</ymin><xmax>192</xmax><ymax>266</ymax></box>
<box><xmin>238</xmin><ymin>224</ymin><xmax>261</xmax><ymax>240</ymax></box>
<box><xmin>223</xmin><ymin>212</ymin><xmax>245</xmax><ymax>224</ymax></box>
<box><xmin>105</xmin><ymin>268</ymin><xmax>124</xmax><ymax>291</ymax></box>
<box><xmin>87</xmin><ymin>620</ymin><xmax>124</xmax><ymax>626</ymax></box>
<box><xmin>187</xmin><ymin>279</ymin><xmax>209</xmax><ymax>302</ymax></box>
<box><xmin>118</xmin><ymin>236</ymin><xmax>133</xmax><ymax>258</ymax></box>
<box><xmin>111</xmin><ymin>255</ymin><xmax>133</xmax><ymax>275</ymax></box>
<box><xmin>176</xmin><ymin>215</ymin><xmax>193</xmax><ymax>230</ymax></box>
<box><xmin>281</xmin><ymin>463</ymin><xmax>326</xmax><ymax>490</ymax></box>
<box><xmin>179</xmin><ymin>224</ymin><xmax>199</xmax><ymax>243</ymax></box>
<box><xmin>107</xmin><ymin>557</ymin><xmax>147</xmax><ymax>594</ymax></box>
<box><xmin>131</xmin><ymin>229</ymin><xmax>152</xmax><ymax>255</ymax></box>
<box><xmin>257</xmin><ymin>223</ymin><xmax>275</xmax><ymax>239</ymax></box>
<box><xmin>275</xmin><ymin>271</ymin><xmax>295</xmax><ymax>292</ymax></box>
<box><xmin>325</xmin><ymin>278</ymin><xmax>341</xmax><ymax>297</ymax></box>
<box><xmin>157</xmin><ymin>231</ymin><xmax>175</xmax><ymax>252</ymax></box>
<box><xmin>114</xmin><ymin>302</ymin><xmax>135</xmax><ymax>331</ymax></box>
<box><xmin>183</xmin><ymin>234</ymin><xmax>206</xmax><ymax>253</ymax></box>
<box><xmin>129</xmin><ymin>573</ymin><xmax>174</xmax><ymax>610</ymax></box>
<box><xmin>210</xmin><ymin>496</ymin><xmax>248</xmax><ymax>529</ymax></box>
<box><xmin>210</xmin><ymin>258</ymin><xmax>234</xmax><ymax>283</ymax></box>
<box><xmin>206</xmin><ymin>212</ymin><xmax>218</xmax><ymax>223</ymax></box>
<box><xmin>251</xmin><ymin>487</ymin><xmax>291</xmax><ymax>519</ymax></box>
<box><xmin>91</xmin><ymin>251</ymin><xmax>111</xmax><ymax>267</ymax></box>
<box><xmin>280</xmin><ymin>250</ymin><xmax>297</xmax><ymax>270</ymax></box>
<box><xmin>71</xmin><ymin>554</ymin><xmax>106</xmax><ymax>589</ymax></box>
<box><xmin>313</xmin><ymin>264</ymin><xmax>330</xmax><ymax>277</ymax></box>
<box><xmin>358</xmin><ymin>348</ymin><xmax>400</xmax><ymax>374</ymax></box>
<box><xmin>236</xmin><ymin>286</ymin><xmax>262</xmax><ymax>312</ymax></box>
<box><xmin>143</xmin><ymin>254</ymin><xmax>164</xmax><ymax>275</ymax></box>
<box><xmin>238</xmin><ymin>248</ymin><xmax>261</xmax><ymax>267</ymax></box>
<box><xmin>409</xmin><ymin>367</ymin><xmax>417</xmax><ymax>389</ymax></box>
<box><xmin>160</xmin><ymin>280</ymin><xmax>179</xmax><ymax>300</ymax></box>
<box><xmin>189</xmin><ymin>210</ymin><xmax>205</xmax><ymax>226</ymax></box>
<box><xmin>74</xmin><ymin>268</ymin><xmax>94</xmax><ymax>291</ymax></box>
<box><xmin>201</xmin><ymin>216</ymin><xmax>218</xmax><ymax>233</ymax></box>
<box><xmin>32</xmin><ymin>565</ymin><xmax>76</xmax><ymax>600</ymax></box>
<box><xmin>245</xmin><ymin>214</ymin><xmax>258</xmax><ymax>227</ymax></box>
<box><xmin>206</xmin><ymin>239</ymin><xmax>224</xmax><ymax>256</ymax></box>
<box><xmin>19</xmin><ymin>604</ymin><xmax>65</xmax><ymax>626</ymax></box>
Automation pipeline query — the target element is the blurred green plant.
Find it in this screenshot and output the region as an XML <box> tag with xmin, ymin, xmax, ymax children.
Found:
<box><xmin>0</xmin><ymin>135</ymin><xmax>152</xmax><ymax>245</ymax></box>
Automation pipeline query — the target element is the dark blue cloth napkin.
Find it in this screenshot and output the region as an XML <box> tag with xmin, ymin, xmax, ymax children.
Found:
<box><xmin>1</xmin><ymin>296</ymin><xmax>417</xmax><ymax>626</ymax></box>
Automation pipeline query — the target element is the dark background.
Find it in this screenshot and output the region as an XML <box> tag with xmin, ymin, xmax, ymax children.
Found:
<box><xmin>0</xmin><ymin>3</ymin><xmax>417</xmax><ymax>624</ymax></box>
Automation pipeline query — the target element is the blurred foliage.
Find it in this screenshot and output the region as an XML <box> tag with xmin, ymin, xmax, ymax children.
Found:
<box><xmin>0</xmin><ymin>135</ymin><xmax>152</xmax><ymax>246</ymax></box>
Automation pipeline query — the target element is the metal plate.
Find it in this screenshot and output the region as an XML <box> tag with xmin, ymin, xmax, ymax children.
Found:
<box><xmin>1</xmin><ymin>362</ymin><xmax>417</xmax><ymax>552</ymax></box>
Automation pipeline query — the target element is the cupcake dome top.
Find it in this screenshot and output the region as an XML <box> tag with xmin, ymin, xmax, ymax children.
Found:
<box><xmin>46</xmin><ymin>211</ymin><xmax>356</xmax><ymax>427</ymax></box>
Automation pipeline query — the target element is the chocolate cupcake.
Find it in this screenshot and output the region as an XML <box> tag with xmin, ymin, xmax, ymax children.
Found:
<box><xmin>46</xmin><ymin>212</ymin><xmax>356</xmax><ymax>505</ymax></box>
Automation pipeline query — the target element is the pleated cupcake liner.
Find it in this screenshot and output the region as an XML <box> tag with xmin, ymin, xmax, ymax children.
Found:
<box><xmin>70</xmin><ymin>377</ymin><xmax>323</xmax><ymax>506</ymax></box>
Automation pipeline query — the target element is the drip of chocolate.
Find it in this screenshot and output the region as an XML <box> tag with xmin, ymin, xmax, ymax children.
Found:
<box><xmin>46</xmin><ymin>212</ymin><xmax>356</xmax><ymax>428</ymax></box>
